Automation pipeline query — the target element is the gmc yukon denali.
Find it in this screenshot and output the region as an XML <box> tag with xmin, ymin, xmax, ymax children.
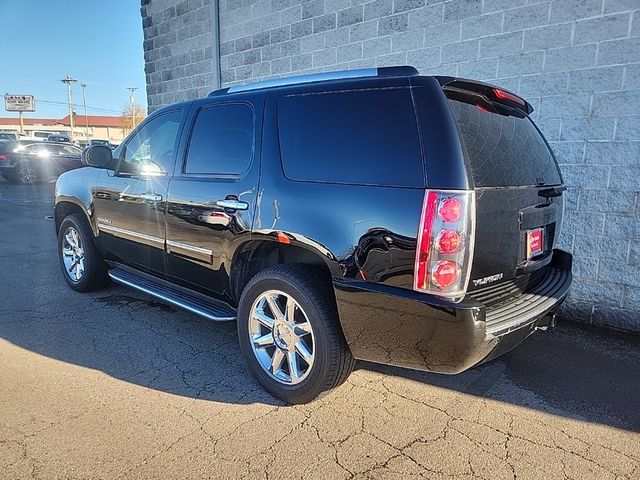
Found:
<box><xmin>54</xmin><ymin>66</ymin><xmax>572</xmax><ymax>403</ymax></box>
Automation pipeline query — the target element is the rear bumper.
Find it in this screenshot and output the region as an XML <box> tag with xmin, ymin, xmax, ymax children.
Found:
<box><xmin>334</xmin><ymin>249</ymin><xmax>572</xmax><ymax>374</ymax></box>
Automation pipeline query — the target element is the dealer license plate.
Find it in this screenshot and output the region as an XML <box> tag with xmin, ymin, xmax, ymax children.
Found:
<box><xmin>526</xmin><ymin>228</ymin><xmax>544</xmax><ymax>259</ymax></box>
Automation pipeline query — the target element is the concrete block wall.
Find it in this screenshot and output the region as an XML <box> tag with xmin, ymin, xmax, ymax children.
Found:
<box><xmin>141</xmin><ymin>0</ymin><xmax>215</xmax><ymax>109</ymax></box>
<box><xmin>142</xmin><ymin>0</ymin><xmax>640</xmax><ymax>331</ymax></box>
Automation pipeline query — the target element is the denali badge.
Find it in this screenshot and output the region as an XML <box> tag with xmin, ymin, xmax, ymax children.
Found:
<box><xmin>472</xmin><ymin>273</ymin><xmax>504</xmax><ymax>287</ymax></box>
<box><xmin>97</xmin><ymin>217</ymin><xmax>112</xmax><ymax>225</ymax></box>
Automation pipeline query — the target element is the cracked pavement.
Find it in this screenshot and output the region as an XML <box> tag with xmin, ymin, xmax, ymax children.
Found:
<box><xmin>1</xmin><ymin>180</ymin><xmax>639</xmax><ymax>480</ymax></box>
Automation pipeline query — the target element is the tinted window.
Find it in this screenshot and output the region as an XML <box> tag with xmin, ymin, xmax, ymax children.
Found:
<box><xmin>277</xmin><ymin>88</ymin><xmax>424</xmax><ymax>187</ymax></box>
<box><xmin>184</xmin><ymin>103</ymin><xmax>254</xmax><ymax>175</ymax></box>
<box><xmin>60</xmin><ymin>145</ymin><xmax>81</xmax><ymax>156</ymax></box>
<box><xmin>21</xmin><ymin>144</ymin><xmax>39</xmax><ymax>154</ymax></box>
<box><xmin>0</xmin><ymin>142</ymin><xmax>15</xmax><ymax>154</ymax></box>
<box><xmin>446</xmin><ymin>92</ymin><xmax>562</xmax><ymax>187</ymax></box>
<box><xmin>120</xmin><ymin>111</ymin><xmax>182</xmax><ymax>175</ymax></box>
<box><xmin>24</xmin><ymin>144</ymin><xmax>62</xmax><ymax>156</ymax></box>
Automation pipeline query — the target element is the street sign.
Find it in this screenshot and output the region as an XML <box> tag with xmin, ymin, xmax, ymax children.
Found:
<box><xmin>4</xmin><ymin>95</ymin><xmax>36</xmax><ymax>112</ymax></box>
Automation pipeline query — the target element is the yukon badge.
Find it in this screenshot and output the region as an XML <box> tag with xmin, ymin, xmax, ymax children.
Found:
<box><xmin>472</xmin><ymin>273</ymin><xmax>504</xmax><ymax>287</ymax></box>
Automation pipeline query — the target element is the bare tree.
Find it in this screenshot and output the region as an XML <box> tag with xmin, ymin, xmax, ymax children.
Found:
<box><xmin>120</xmin><ymin>103</ymin><xmax>147</xmax><ymax>134</ymax></box>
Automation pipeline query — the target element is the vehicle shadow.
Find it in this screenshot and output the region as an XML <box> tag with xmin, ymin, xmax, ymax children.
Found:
<box><xmin>363</xmin><ymin>322</ymin><xmax>640</xmax><ymax>433</ymax></box>
<box><xmin>2</xmin><ymin>275</ymin><xmax>639</xmax><ymax>433</ymax></box>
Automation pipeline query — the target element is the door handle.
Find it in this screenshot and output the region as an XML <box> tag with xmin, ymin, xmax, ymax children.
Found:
<box><xmin>141</xmin><ymin>193</ymin><xmax>163</xmax><ymax>203</ymax></box>
<box><xmin>216</xmin><ymin>199</ymin><xmax>249</xmax><ymax>210</ymax></box>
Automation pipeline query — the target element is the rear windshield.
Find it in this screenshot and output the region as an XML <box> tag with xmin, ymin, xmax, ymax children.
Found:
<box><xmin>446</xmin><ymin>90</ymin><xmax>562</xmax><ymax>188</ymax></box>
<box><xmin>277</xmin><ymin>88</ymin><xmax>424</xmax><ymax>187</ymax></box>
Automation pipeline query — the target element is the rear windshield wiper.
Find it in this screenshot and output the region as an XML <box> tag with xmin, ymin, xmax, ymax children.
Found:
<box><xmin>538</xmin><ymin>186</ymin><xmax>566</xmax><ymax>198</ymax></box>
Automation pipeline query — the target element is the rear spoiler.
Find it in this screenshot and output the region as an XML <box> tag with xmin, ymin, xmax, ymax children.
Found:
<box><xmin>435</xmin><ymin>76</ymin><xmax>534</xmax><ymax>115</ymax></box>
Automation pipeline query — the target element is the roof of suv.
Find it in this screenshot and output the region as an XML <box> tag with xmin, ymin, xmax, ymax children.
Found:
<box><xmin>205</xmin><ymin>65</ymin><xmax>532</xmax><ymax>114</ymax></box>
<box><xmin>208</xmin><ymin>66</ymin><xmax>421</xmax><ymax>96</ymax></box>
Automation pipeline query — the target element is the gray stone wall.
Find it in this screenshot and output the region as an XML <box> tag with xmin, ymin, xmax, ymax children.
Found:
<box><xmin>141</xmin><ymin>0</ymin><xmax>214</xmax><ymax>110</ymax></box>
<box><xmin>142</xmin><ymin>0</ymin><xmax>640</xmax><ymax>331</ymax></box>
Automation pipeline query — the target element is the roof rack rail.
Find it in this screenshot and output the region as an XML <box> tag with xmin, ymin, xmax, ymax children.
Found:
<box><xmin>208</xmin><ymin>66</ymin><xmax>419</xmax><ymax>96</ymax></box>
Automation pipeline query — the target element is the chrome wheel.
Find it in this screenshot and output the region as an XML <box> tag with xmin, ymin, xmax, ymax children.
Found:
<box><xmin>248</xmin><ymin>290</ymin><xmax>315</xmax><ymax>385</ymax></box>
<box><xmin>16</xmin><ymin>164</ymin><xmax>36</xmax><ymax>184</ymax></box>
<box><xmin>62</xmin><ymin>226</ymin><xmax>85</xmax><ymax>282</ymax></box>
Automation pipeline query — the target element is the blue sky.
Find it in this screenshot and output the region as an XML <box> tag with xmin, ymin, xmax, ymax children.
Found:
<box><xmin>0</xmin><ymin>0</ymin><xmax>147</xmax><ymax>119</ymax></box>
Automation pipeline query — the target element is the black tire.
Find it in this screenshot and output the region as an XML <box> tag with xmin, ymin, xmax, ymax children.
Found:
<box><xmin>57</xmin><ymin>213</ymin><xmax>109</xmax><ymax>292</ymax></box>
<box><xmin>14</xmin><ymin>162</ymin><xmax>38</xmax><ymax>184</ymax></box>
<box><xmin>237</xmin><ymin>264</ymin><xmax>355</xmax><ymax>404</ymax></box>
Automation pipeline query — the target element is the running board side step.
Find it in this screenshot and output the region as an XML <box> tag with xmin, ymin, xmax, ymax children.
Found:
<box><xmin>108</xmin><ymin>268</ymin><xmax>237</xmax><ymax>321</ymax></box>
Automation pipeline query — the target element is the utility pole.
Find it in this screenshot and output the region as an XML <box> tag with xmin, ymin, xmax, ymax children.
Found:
<box><xmin>60</xmin><ymin>75</ymin><xmax>78</xmax><ymax>140</ymax></box>
<box><xmin>80</xmin><ymin>83</ymin><xmax>89</xmax><ymax>143</ymax></box>
<box><xmin>127</xmin><ymin>86</ymin><xmax>138</xmax><ymax>132</ymax></box>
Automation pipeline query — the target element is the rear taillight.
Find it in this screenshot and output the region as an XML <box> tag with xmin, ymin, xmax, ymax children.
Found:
<box><xmin>0</xmin><ymin>154</ymin><xmax>7</xmax><ymax>161</ymax></box>
<box><xmin>414</xmin><ymin>190</ymin><xmax>475</xmax><ymax>300</ymax></box>
<box><xmin>492</xmin><ymin>88</ymin><xmax>526</xmax><ymax>107</ymax></box>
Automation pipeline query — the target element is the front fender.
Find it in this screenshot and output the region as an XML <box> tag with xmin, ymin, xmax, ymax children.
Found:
<box><xmin>54</xmin><ymin>168</ymin><xmax>101</xmax><ymax>235</ymax></box>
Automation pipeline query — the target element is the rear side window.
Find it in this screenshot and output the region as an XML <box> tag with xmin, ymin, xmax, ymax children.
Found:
<box><xmin>184</xmin><ymin>103</ymin><xmax>254</xmax><ymax>176</ymax></box>
<box><xmin>446</xmin><ymin>91</ymin><xmax>562</xmax><ymax>187</ymax></box>
<box><xmin>277</xmin><ymin>88</ymin><xmax>424</xmax><ymax>187</ymax></box>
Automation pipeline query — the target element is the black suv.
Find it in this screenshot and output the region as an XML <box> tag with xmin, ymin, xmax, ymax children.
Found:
<box><xmin>54</xmin><ymin>66</ymin><xmax>572</xmax><ymax>403</ymax></box>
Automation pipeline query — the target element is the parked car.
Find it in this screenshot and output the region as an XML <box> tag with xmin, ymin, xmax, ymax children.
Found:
<box><xmin>1</xmin><ymin>141</ymin><xmax>83</xmax><ymax>184</ymax></box>
<box><xmin>54</xmin><ymin>66</ymin><xmax>572</xmax><ymax>403</ymax></box>
<box><xmin>46</xmin><ymin>134</ymin><xmax>72</xmax><ymax>144</ymax></box>
<box><xmin>0</xmin><ymin>132</ymin><xmax>19</xmax><ymax>141</ymax></box>
<box><xmin>88</xmin><ymin>139</ymin><xmax>116</xmax><ymax>149</ymax></box>
<box><xmin>28</xmin><ymin>131</ymin><xmax>53</xmax><ymax>142</ymax></box>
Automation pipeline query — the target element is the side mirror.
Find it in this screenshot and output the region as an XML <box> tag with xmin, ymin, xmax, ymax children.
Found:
<box><xmin>82</xmin><ymin>145</ymin><xmax>115</xmax><ymax>169</ymax></box>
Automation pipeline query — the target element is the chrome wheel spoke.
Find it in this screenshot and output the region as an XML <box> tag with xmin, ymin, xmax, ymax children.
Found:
<box><xmin>271</xmin><ymin>348</ymin><xmax>285</xmax><ymax>373</ymax></box>
<box><xmin>266</xmin><ymin>294</ymin><xmax>284</xmax><ymax>320</ymax></box>
<box><xmin>253</xmin><ymin>309</ymin><xmax>274</xmax><ymax>329</ymax></box>
<box><xmin>253</xmin><ymin>333</ymin><xmax>274</xmax><ymax>348</ymax></box>
<box><xmin>63</xmin><ymin>247</ymin><xmax>74</xmax><ymax>257</ymax></box>
<box><xmin>295</xmin><ymin>322</ymin><xmax>312</xmax><ymax>335</ymax></box>
<box><xmin>295</xmin><ymin>340</ymin><xmax>313</xmax><ymax>365</ymax></box>
<box><xmin>285</xmin><ymin>296</ymin><xmax>296</xmax><ymax>322</ymax></box>
<box><xmin>65</xmin><ymin>232</ymin><xmax>76</xmax><ymax>248</ymax></box>
<box><xmin>287</xmin><ymin>351</ymin><xmax>300</xmax><ymax>383</ymax></box>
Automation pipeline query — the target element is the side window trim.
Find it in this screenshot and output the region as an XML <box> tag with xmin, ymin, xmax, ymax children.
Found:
<box><xmin>178</xmin><ymin>100</ymin><xmax>256</xmax><ymax>180</ymax></box>
<box><xmin>115</xmin><ymin>109</ymin><xmax>183</xmax><ymax>177</ymax></box>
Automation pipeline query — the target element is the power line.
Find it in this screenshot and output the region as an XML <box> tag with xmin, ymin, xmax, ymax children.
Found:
<box><xmin>29</xmin><ymin>99</ymin><xmax>122</xmax><ymax>114</ymax></box>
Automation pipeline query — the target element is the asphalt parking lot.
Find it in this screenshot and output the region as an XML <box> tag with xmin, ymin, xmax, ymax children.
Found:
<box><xmin>1</xmin><ymin>178</ymin><xmax>639</xmax><ymax>480</ymax></box>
